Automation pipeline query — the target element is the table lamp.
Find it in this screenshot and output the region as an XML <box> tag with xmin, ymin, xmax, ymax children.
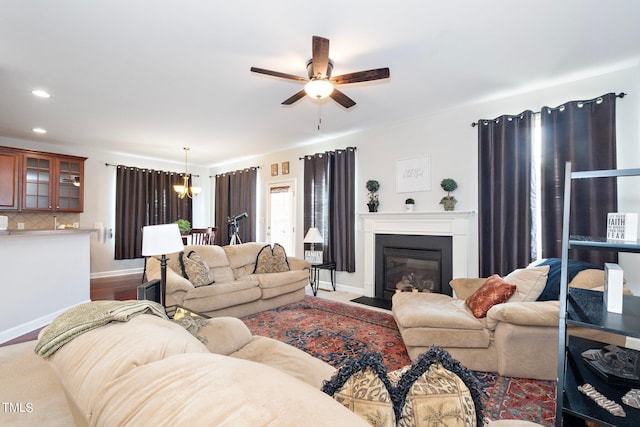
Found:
<box><xmin>304</xmin><ymin>227</ymin><xmax>324</xmax><ymax>264</ymax></box>
<box><xmin>142</xmin><ymin>223</ymin><xmax>184</xmax><ymax>306</ymax></box>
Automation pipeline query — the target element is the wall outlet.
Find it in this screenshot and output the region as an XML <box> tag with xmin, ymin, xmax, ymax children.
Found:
<box><xmin>17</xmin><ymin>222</ymin><xmax>24</xmax><ymax>229</ymax></box>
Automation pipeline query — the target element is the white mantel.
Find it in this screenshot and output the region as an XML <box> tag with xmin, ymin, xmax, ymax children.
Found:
<box><xmin>359</xmin><ymin>211</ymin><xmax>477</xmax><ymax>297</ymax></box>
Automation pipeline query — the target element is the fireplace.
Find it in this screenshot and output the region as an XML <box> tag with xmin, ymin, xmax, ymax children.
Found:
<box><xmin>375</xmin><ymin>234</ymin><xmax>452</xmax><ymax>301</ymax></box>
<box><xmin>360</xmin><ymin>211</ymin><xmax>475</xmax><ymax>298</ymax></box>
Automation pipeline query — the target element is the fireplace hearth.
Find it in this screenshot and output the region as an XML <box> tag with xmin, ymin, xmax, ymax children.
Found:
<box><xmin>375</xmin><ymin>234</ymin><xmax>452</xmax><ymax>301</ymax></box>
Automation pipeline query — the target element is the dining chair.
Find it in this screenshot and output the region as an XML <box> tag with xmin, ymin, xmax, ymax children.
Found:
<box><xmin>190</xmin><ymin>227</ymin><xmax>215</xmax><ymax>245</ymax></box>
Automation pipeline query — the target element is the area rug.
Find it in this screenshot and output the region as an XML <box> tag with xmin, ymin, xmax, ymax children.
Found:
<box><xmin>242</xmin><ymin>296</ymin><xmax>557</xmax><ymax>426</ymax></box>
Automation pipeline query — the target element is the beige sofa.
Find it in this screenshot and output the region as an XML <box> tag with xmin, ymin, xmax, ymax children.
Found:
<box><xmin>146</xmin><ymin>242</ymin><xmax>310</xmax><ymax>318</ymax></box>
<box><xmin>393</xmin><ymin>266</ymin><xmax>626</xmax><ymax>381</ymax></box>
<box><xmin>1</xmin><ymin>304</ymin><xmax>545</xmax><ymax>427</ymax></box>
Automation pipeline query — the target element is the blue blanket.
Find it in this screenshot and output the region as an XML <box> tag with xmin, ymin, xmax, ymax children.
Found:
<box><xmin>536</xmin><ymin>258</ymin><xmax>602</xmax><ymax>301</ymax></box>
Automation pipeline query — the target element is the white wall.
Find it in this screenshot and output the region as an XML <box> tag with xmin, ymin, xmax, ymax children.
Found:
<box><xmin>3</xmin><ymin>63</ymin><xmax>639</xmax><ymax>286</ymax></box>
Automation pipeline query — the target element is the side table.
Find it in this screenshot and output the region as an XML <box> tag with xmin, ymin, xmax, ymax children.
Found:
<box><xmin>308</xmin><ymin>261</ymin><xmax>336</xmax><ymax>296</ymax></box>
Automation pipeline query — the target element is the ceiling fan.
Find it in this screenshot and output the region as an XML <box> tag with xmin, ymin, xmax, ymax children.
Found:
<box><xmin>250</xmin><ymin>36</ymin><xmax>390</xmax><ymax>109</ymax></box>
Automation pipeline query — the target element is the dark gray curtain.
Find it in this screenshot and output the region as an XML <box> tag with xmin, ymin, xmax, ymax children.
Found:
<box><xmin>303</xmin><ymin>147</ymin><xmax>356</xmax><ymax>272</ymax></box>
<box><xmin>115</xmin><ymin>166</ymin><xmax>192</xmax><ymax>260</ymax></box>
<box><xmin>214</xmin><ymin>167</ymin><xmax>257</xmax><ymax>245</ymax></box>
<box><xmin>541</xmin><ymin>93</ymin><xmax>618</xmax><ymax>265</ymax></box>
<box><xmin>478</xmin><ymin>111</ymin><xmax>534</xmax><ymax>277</ymax></box>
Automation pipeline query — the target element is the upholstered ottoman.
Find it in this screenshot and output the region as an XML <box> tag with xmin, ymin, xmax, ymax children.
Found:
<box><xmin>391</xmin><ymin>291</ymin><xmax>499</xmax><ymax>373</ymax></box>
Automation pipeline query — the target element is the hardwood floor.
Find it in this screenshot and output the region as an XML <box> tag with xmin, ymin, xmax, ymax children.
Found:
<box><xmin>0</xmin><ymin>273</ymin><xmax>144</xmax><ymax>347</ymax></box>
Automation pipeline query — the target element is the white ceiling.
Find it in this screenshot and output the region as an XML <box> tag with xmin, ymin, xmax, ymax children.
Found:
<box><xmin>1</xmin><ymin>0</ymin><xmax>639</xmax><ymax>167</ymax></box>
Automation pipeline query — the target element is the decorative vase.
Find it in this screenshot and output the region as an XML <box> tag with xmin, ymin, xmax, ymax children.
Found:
<box><xmin>367</xmin><ymin>202</ymin><xmax>379</xmax><ymax>212</ymax></box>
<box><xmin>442</xmin><ymin>198</ymin><xmax>456</xmax><ymax>211</ymax></box>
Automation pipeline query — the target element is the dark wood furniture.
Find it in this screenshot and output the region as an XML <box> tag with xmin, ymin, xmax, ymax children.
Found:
<box><xmin>308</xmin><ymin>261</ymin><xmax>336</xmax><ymax>296</ymax></box>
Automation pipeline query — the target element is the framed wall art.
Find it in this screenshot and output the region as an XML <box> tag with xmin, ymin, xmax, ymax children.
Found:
<box><xmin>271</xmin><ymin>163</ymin><xmax>278</xmax><ymax>176</ymax></box>
<box><xmin>396</xmin><ymin>155</ymin><xmax>431</xmax><ymax>193</ymax></box>
<box><xmin>282</xmin><ymin>161</ymin><xmax>290</xmax><ymax>175</ymax></box>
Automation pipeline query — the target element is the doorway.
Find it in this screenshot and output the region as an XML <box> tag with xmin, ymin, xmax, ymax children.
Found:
<box><xmin>266</xmin><ymin>180</ymin><xmax>296</xmax><ymax>256</ymax></box>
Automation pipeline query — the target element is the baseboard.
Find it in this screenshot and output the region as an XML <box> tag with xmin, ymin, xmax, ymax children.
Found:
<box><xmin>313</xmin><ymin>280</ymin><xmax>364</xmax><ymax>296</ymax></box>
<box><xmin>90</xmin><ymin>268</ymin><xmax>144</xmax><ymax>279</ymax></box>
<box><xmin>0</xmin><ymin>300</ymin><xmax>90</xmax><ymax>344</ymax></box>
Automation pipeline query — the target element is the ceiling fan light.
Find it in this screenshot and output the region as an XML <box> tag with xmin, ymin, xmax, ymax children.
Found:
<box><xmin>304</xmin><ymin>79</ymin><xmax>334</xmax><ymax>99</ymax></box>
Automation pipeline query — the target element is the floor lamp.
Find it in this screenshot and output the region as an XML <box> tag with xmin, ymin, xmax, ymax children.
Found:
<box><xmin>142</xmin><ymin>224</ymin><xmax>184</xmax><ymax>306</ymax></box>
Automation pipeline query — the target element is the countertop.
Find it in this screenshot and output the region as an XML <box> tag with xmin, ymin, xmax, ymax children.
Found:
<box><xmin>0</xmin><ymin>228</ymin><xmax>96</xmax><ymax>237</ymax></box>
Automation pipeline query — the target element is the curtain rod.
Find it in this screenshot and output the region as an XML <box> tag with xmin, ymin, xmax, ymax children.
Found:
<box><xmin>104</xmin><ymin>163</ymin><xmax>200</xmax><ymax>178</ymax></box>
<box><xmin>470</xmin><ymin>92</ymin><xmax>626</xmax><ymax>127</ymax></box>
<box><xmin>298</xmin><ymin>146</ymin><xmax>357</xmax><ymax>160</ymax></box>
<box><xmin>211</xmin><ymin>166</ymin><xmax>260</xmax><ymax>178</ymax></box>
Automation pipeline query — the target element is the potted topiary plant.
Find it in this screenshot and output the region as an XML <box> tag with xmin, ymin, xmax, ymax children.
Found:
<box><xmin>405</xmin><ymin>198</ymin><xmax>415</xmax><ymax>212</ymax></box>
<box><xmin>176</xmin><ymin>218</ymin><xmax>191</xmax><ymax>235</ymax></box>
<box><xmin>439</xmin><ymin>178</ymin><xmax>458</xmax><ymax>211</ymax></box>
<box><xmin>366</xmin><ymin>179</ymin><xmax>380</xmax><ymax>212</ymax></box>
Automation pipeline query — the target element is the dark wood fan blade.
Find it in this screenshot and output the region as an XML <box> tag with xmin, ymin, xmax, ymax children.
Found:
<box><xmin>281</xmin><ymin>89</ymin><xmax>307</xmax><ymax>105</ymax></box>
<box><xmin>331</xmin><ymin>67</ymin><xmax>390</xmax><ymax>85</ymax></box>
<box><xmin>311</xmin><ymin>36</ymin><xmax>330</xmax><ymax>78</ymax></box>
<box><xmin>250</xmin><ymin>67</ymin><xmax>308</xmax><ymax>82</ymax></box>
<box><xmin>330</xmin><ymin>88</ymin><xmax>356</xmax><ymax>109</ymax></box>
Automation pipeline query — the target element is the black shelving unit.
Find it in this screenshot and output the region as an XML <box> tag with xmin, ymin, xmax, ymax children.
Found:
<box><xmin>556</xmin><ymin>163</ymin><xmax>640</xmax><ymax>426</ymax></box>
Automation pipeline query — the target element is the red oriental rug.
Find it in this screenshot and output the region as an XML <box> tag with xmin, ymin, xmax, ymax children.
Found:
<box><xmin>242</xmin><ymin>296</ymin><xmax>557</xmax><ymax>426</ymax></box>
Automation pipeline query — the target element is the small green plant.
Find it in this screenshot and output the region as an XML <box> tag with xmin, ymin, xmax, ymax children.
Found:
<box><xmin>439</xmin><ymin>178</ymin><xmax>458</xmax><ymax>211</ymax></box>
<box><xmin>176</xmin><ymin>219</ymin><xmax>191</xmax><ymax>233</ymax></box>
<box><xmin>366</xmin><ymin>180</ymin><xmax>380</xmax><ymax>204</ymax></box>
<box><xmin>405</xmin><ymin>198</ymin><xmax>415</xmax><ymax>204</ymax></box>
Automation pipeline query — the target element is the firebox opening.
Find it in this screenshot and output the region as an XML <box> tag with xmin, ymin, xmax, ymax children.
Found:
<box><xmin>375</xmin><ymin>234</ymin><xmax>452</xmax><ymax>301</ymax></box>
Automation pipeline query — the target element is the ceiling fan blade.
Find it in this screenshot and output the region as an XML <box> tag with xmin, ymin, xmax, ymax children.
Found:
<box><xmin>311</xmin><ymin>36</ymin><xmax>330</xmax><ymax>78</ymax></box>
<box><xmin>331</xmin><ymin>67</ymin><xmax>390</xmax><ymax>85</ymax></box>
<box><xmin>330</xmin><ymin>88</ymin><xmax>356</xmax><ymax>109</ymax></box>
<box><xmin>250</xmin><ymin>67</ymin><xmax>308</xmax><ymax>82</ymax></box>
<box><xmin>281</xmin><ymin>89</ymin><xmax>307</xmax><ymax>105</ymax></box>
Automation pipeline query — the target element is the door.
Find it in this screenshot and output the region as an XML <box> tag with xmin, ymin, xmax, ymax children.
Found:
<box><xmin>266</xmin><ymin>181</ymin><xmax>296</xmax><ymax>256</ymax></box>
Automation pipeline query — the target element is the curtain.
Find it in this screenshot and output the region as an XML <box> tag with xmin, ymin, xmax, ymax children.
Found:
<box><xmin>541</xmin><ymin>93</ymin><xmax>618</xmax><ymax>265</ymax></box>
<box><xmin>115</xmin><ymin>166</ymin><xmax>192</xmax><ymax>260</ymax></box>
<box><xmin>304</xmin><ymin>147</ymin><xmax>356</xmax><ymax>272</ymax></box>
<box><xmin>478</xmin><ymin>111</ymin><xmax>534</xmax><ymax>277</ymax></box>
<box><xmin>214</xmin><ymin>167</ymin><xmax>257</xmax><ymax>245</ymax></box>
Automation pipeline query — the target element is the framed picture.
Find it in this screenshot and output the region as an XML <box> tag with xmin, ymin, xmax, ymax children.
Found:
<box><xmin>282</xmin><ymin>161</ymin><xmax>290</xmax><ymax>175</ymax></box>
<box><xmin>396</xmin><ymin>155</ymin><xmax>431</xmax><ymax>193</ymax></box>
<box><xmin>271</xmin><ymin>163</ymin><xmax>278</xmax><ymax>176</ymax></box>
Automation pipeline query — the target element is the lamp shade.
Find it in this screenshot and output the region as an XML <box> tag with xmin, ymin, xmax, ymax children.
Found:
<box><xmin>142</xmin><ymin>224</ymin><xmax>184</xmax><ymax>256</ymax></box>
<box><xmin>303</xmin><ymin>227</ymin><xmax>324</xmax><ymax>244</ymax></box>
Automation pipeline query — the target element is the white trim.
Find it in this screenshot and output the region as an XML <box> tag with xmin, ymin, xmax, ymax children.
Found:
<box><xmin>359</xmin><ymin>211</ymin><xmax>476</xmax><ymax>297</ymax></box>
<box><xmin>90</xmin><ymin>268</ymin><xmax>144</xmax><ymax>279</ymax></box>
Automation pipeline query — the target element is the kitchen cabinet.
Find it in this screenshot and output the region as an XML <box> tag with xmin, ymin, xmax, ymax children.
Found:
<box><xmin>0</xmin><ymin>147</ymin><xmax>21</xmax><ymax>210</ymax></box>
<box><xmin>22</xmin><ymin>151</ymin><xmax>86</xmax><ymax>212</ymax></box>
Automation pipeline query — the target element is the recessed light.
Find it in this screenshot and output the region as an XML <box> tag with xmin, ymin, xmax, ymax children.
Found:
<box><xmin>32</xmin><ymin>127</ymin><xmax>47</xmax><ymax>134</ymax></box>
<box><xmin>31</xmin><ymin>89</ymin><xmax>51</xmax><ymax>98</ymax></box>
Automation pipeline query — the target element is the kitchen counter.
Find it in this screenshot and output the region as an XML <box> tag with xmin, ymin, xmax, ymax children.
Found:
<box><xmin>0</xmin><ymin>228</ymin><xmax>96</xmax><ymax>237</ymax></box>
<box><xmin>0</xmin><ymin>229</ymin><xmax>93</xmax><ymax>343</ymax></box>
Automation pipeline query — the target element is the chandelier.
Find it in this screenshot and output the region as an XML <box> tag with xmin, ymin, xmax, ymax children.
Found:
<box><xmin>173</xmin><ymin>147</ymin><xmax>201</xmax><ymax>199</ymax></box>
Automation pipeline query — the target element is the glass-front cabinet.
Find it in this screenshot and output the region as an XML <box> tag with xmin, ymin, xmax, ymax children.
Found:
<box><xmin>23</xmin><ymin>152</ymin><xmax>86</xmax><ymax>212</ymax></box>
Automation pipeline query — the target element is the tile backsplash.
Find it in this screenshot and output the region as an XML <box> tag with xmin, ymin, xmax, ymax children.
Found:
<box><xmin>0</xmin><ymin>211</ymin><xmax>80</xmax><ymax>230</ymax></box>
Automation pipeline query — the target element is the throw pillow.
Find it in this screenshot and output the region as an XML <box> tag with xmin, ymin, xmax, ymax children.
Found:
<box><xmin>465</xmin><ymin>275</ymin><xmax>516</xmax><ymax>318</ymax></box>
<box><xmin>253</xmin><ymin>243</ymin><xmax>290</xmax><ymax>274</ymax></box>
<box><xmin>322</xmin><ymin>348</ymin><xmax>484</xmax><ymax>427</ymax></box>
<box><xmin>535</xmin><ymin>258</ymin><xmax>602</xmax><ymax>301</ymax></box>
<box><xmin>181</xmin><ymin>251</ymin><xmax>215</xmax><ymax>287</ymax></box>
<box><xmin>504</xmin><ymin>265</ymin><xmax>550</xmax><ymax>303</ymax></box>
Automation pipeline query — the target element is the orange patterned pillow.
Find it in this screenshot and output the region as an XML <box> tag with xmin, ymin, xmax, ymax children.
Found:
<box><xmin>465</xmin><ymin>274</ymin><xmax>516</xmax><ymax>318</ymax></box>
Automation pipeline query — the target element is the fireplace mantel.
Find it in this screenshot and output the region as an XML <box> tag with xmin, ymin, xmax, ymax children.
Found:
<box><xmin>359</xmin><ymin>211</ymin><xmax>476</xmax><ymax>297</ymax></box>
